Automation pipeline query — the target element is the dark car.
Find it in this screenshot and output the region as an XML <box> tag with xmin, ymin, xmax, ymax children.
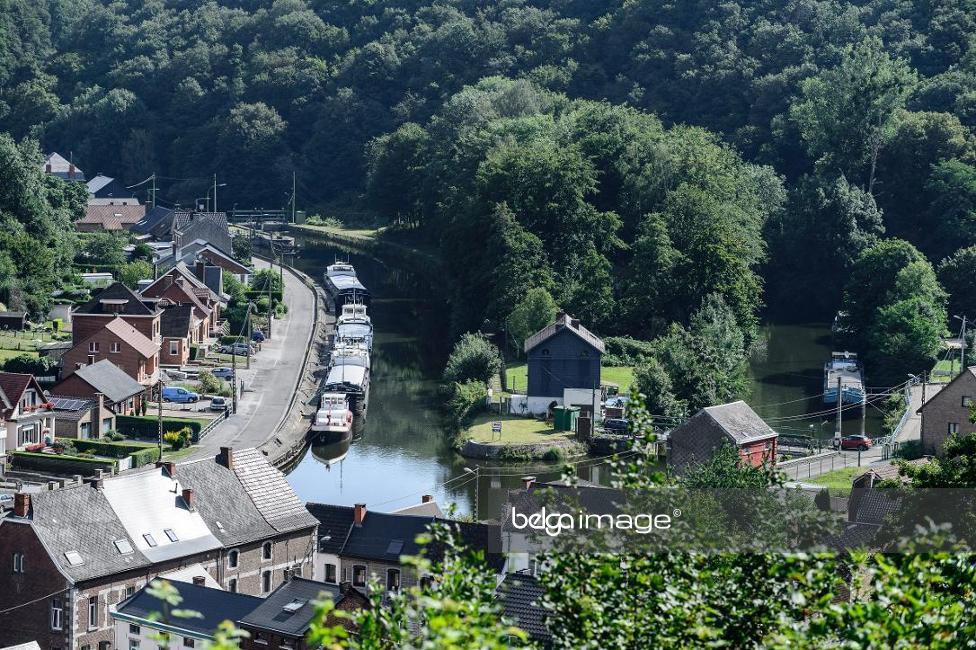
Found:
<box><xmin>603</xmin><ymin>418</ymin><xmax>630</xmax><ymax>434</ymax></box>
<box><xmin>840</xmin><ymin>434</ymin><xmax>872</xmax><ymax>451</ymax></box>
<box><xmin>252</xmin><ymin>330</ymin><xmax>266</xmax><ymax>342</ymax></box>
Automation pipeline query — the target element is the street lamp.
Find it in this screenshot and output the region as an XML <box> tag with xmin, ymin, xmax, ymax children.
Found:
<box><xmin>954</xmin><ymin>314</ymin><xmax>971</xmax><ymax>372</ymax></box>
<box><xmin>463</xmin><ymin>466</ymin><xmax>479</xmax><ymax>521</ymax></box>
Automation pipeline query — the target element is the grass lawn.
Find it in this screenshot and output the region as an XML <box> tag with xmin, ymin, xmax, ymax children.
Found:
<box><xmin>809</xmin><ymin>466</ymin><xmax>866</xmax><ymax>495</ymax></box>
<box><xmin>162</xmin><ymin>446</ymin><xmax>197</xmax><ymax>461</ymax></box>
<box><xmin>295</xmin><ymin>223</ymin><xmax>381</xmax><ymax>242</ymax></box>
<box><xmin>504</xmin><ymin>362</ymin><xmax>635</xmax><ymax>393</ymax></box>
<box><xmin>465</xmin><ymin>414</ymin><xmax>574</xmax><ymax>444</ymax></box>
<box><xmin>0</xmin><ymin>348</ymin><xmax>37</xmax><ymax>362</ymax></box>
<box><xmin>931</xmin><ymin>358</ymin><xmax>959</xmax><ymax>383</ymax></box>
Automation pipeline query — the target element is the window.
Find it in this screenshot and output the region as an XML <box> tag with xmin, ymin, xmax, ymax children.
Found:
<box><xmin>262</xmin><ymin>570</ymin><xmax>272</xmax><ymax>593</ymax></box>
<box><xmin>51</xmin><ymin>597</ymin><xmax>63</xmax><ymax>630</ymax></box>
<box><xmin>228</xmin><ymin>578</ymin><xmax>238</xmax><ymax>593</ymax></box>
<box><xmin>114</xmin><ymin>538</ymin><xmax>133</xmax><ymax>554</ymax></box>
<box><xmin>262</xmin><ymin>541</ymin><xmax>272</xmax><ymax>560</ymax></box>
<box><xmin>126</xmin><ymin>585</ymin><xmax>135</xmax><ymax>597</ymax></box>
<box><xmin>102</xmin><ymin>418</ymin><xmax>113</xmax><ymax>434</ymax></box>
<box><xmin>183</xmin><ymin>638</ymin><xmax>196</xmax><ymax>648</ymax></box>
<box><xmin>949</xmin><ymin>422</ymin><xmax>960</xmax><ymax>435</ymax></box>
<box><xmin>111</xmin><ymin>342</ymin><xmax>121</xmax><ymax>353</ymax></box>
<box><xmin>80</xmin><ymin>422</ymin><xmax>92</xmax><ymax>438</ymax></box>
<box><xmin>143</xmin><ymin>533</ymin><xmax>157</xmax><ymax>547</ymax></box>
<box><xmin>325</xmin><ymin>563</ymin><xmax>337</xmax><ymax>583</ymax></box>
<box><xmin>65</xmin><ymin>551</ymin><xmax>84</xmax><ymax>566</ymax></box>
<box><xmin>387</xmin><ymin>568</ymin><xmax>400</xmax><ymax>591</ymax></box>
<box><xmin>89</xmin><ymin>341</ymin><xmax>99</xmax><ymax>353</ymax></box>
<box><xmin>82</xmin><ymin>646</ymin><xmax>91</xmax><ymax>650</ymax></box>
<box><xmin>88</xmin><ymin>596</ymin><xmax>98</xmax><ymax>629</ymax></box>
<box><xmin>129</xmin><ymin>639</ymin><xmax>140</xmax><ymax>650</ymax></box>
<box><xmin>164</xmin><ymin>528</ymin><xmax>179</xmax><ymax>542</ymax></box>
<box><xmin>352</xmin><ymin>565</ymin><xmax>367</xmax><ymax>587</ymax></box>
<box><xmin>228</xmin><ymin>549</ymin><xmax>239</xmax><ymax>568</ymax></box>
<box><xmin>169</xmin><ymin>340</ymin><xmax>179</xmax><ymax>355</ymax></box>
<box><xmin>129</xmin><ymin>623</ymin><xmax>141</xmax><ymax>635</ymax></box>
<box><xmin>12</xmin><ymin>552</ymin><xmax>24</xmax><ymax>574</ymax></box>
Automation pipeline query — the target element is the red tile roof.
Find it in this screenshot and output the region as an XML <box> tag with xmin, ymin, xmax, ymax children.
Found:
<box><xmin>102</xmin><ymin>317</ymin><xmax>159</xmax><ymax>358</ymax></box>
<box><xmin>78</xmin><ymin>204</ymin><xmax>147</xmax><ymax>231</ymax></box>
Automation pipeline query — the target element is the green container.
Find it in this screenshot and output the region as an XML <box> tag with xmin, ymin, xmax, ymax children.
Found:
<box><xmin>553</xmin><ymin>406</ymin><xmax>581</xmax><ymax>432</ymax></box>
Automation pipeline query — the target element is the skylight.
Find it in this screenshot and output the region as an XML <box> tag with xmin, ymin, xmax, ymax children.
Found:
<box><xmin>282</xmin><ymin>599</ymin><xmax>306</xmax><ymax>614</ymax></box>
<box><xmin>164</xmin><ymin>529</ymin><xmax>179</xmax><ymax>542</ymax></box>
<box><xmin>386</xmin><ymin>540</ymin><xmax>404</xmax><ymax>556</ymax></box>
<box><xmin>114</xmin><ymin>539</ymin><xmax>133</xmax><ymax>554</ymax></box>
<box><xmin>143</xmin><ymin>533</ymin><xmax>158</xmax><ymax>548</ymax></box>
<box><xmin>64</xmin><ymin>551</ymin><xmax>84</xmax><ymax>566</ymax></box>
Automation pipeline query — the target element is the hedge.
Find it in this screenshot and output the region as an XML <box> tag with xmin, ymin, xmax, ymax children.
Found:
<box><xmin>116</xmin><ymin>415</ymin><xmax>204</xmax><ymax>443</ymax></box>
<box><xmin>11</xmin><ymin>451</ymin><xmax>117</xmax><ymax>475</ymax></box>
<box><xmin>59</xmin><ymin>438</ymin><xmax>161</xmax><ymax>468</ymax></box>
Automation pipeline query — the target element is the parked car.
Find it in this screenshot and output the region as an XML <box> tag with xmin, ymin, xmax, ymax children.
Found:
<box><xmin>251</xmin><ymin>330</ymin><xmax>266</xmax><ymax>342</ymax></box>
<box><xmin>209</xmin><ymin>396</ymin><xmax>228</xmax><ymax>411</ymax></box>
<box><xmin>840</xmin><ymin>434</ymin><xmax>872</xmax><ymax>451</ymax></box>
<box><xmin>211</xmin><ymin>367</ymin><xmax>235</xmax><ymax>380</ymax></box>
<box><xmin>165</xmin><ymin>369</ymin><xmax>188</xmax><ymax>381</ymax></box>
<box><xmin>603</xmin><ymin>418</ymin><xmax>630</xmax><ymax>434</ymax></box>
<box><xmin>162</xmin><ymin>386</ymin><xmax>200</xmax><ymax>403</ymax></box>
<box><xmin>219</xmin><ymin>344</ymin><xmax>252</xmax><ymax>356</ymax></box>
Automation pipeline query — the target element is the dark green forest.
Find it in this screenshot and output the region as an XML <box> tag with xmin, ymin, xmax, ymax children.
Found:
<box><xmin>2</xmin><ymin>0</ymin><xmax>976</xmax><ymax>382</ymax></box>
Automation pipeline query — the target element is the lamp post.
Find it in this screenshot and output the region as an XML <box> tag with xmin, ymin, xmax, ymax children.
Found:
<box><xmin>954</xmin><ymin>314</ymin><xmax>970</xmax><ymax>373</ymax></box>
<box><xmin>157</xmin><ymin>377</ymin><xmax>165</xmax><ymax>461</ymax></box>
<box><xmin>463</xmin><ymin>466</ymin><xmax>479</xmax><ymax>521</ymax></box>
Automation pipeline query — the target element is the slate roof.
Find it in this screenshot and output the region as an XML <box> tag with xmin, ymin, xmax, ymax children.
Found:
<box><xmin>43</xmin><ymin>153</ymin><xmax>85</xmax><ymax>181</ymax></box>
<box><xmin>85</xmin><ymin>175</ymin><xmax>114</xmax><ymax>194</ymax></box>
<box><xmin>174</xmin><ymin>211</ymin><xmax>228</xmax><ymax>232</ymax></box>
<box><xmin>99</xmin><ymin>316</ymin><xmax>159</xmax><ymax>358</ymax></box>
<box><xmin>116</xmin><ymin>581</ymin><xmax>262</xmax><ymax>637</ymax></box>
<box><xmin>672</xmin><ymin>401</ymin><xmax>777</xmax><ymax>446</ymax></box>
<box><xmin>232</xmin><ymin>448</ymin><xmax>319</xmax><ymax>533</ymax></box>
<box><xmin>77</xmin><ymin>204</ymin><xmax>146</xmax><ymax>231</ymax></box>
<box><xmin>66</xmin><ymin>359</ymin><xmax>145</xmax><ymax>403</ymax></box>
<box><xmin>180</xmin><ymin>239</ymin><xmax>250</xmax><ymax>274</ymax></box>
<box><xmin>524</xmin><ymin>312</ymin><xmax>605</xmax><ymax>354</ymax></box>
<box><xmin>160</xmin><ymin>305</ymin><xmax>195</xmax><ymax>339</ymax></box>
<box><xmin>239</xmin><ymin>577</ymin><xmax>345</xmax><ymax>637</ymax></box>
<box><xmin>497</xmin><ymin>572</ymin><xmax>551</xmax><ymax>644</ymax></box>
<box><xmin>305</xmin><ymin>503</ymin><xmax>354</xmax><ymax>554</ymax></box>
<box><xmin>850</xmin><ymin>489</ymin><xmax>903</xmax><ymax>526</ymax></box>
<box><xmin>131</xmin><ymin>206</ymin><xmax>175</xmax><ymax>236</ymax></box>
<box><xmin>74</xmin><ymin>282</ymin><xmax>158</xmax><ymax>316</ymax></box>
<box><xmin>5</xmin><ymin>483</ymin><xmax>153</xmax><ymax>582</ymax></box>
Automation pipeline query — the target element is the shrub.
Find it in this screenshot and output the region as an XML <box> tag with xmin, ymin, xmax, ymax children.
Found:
<box><xmin>116</xmin><ymin>415</ymin><xmax>203</xmax><ymax>442</ymax></box>
<box><xmin>1</xmin><ymin>354</ymin><xmax>56</xmax><ymax>375</ymax></box>
<box><xmin>444</xmin><ymin>380</ymin><xmax>487</xmax><ymax>436</ymax></box>
<box><xmin>164</xmin><ymin>426</ymin><xmax>192</xmax><ymax>450</ymax></box>
<box><xmin>443</xmin><ymin>333</ymin><xmax>501</xmax><ymax>385</ymax></box>
<box><xmin>129</xmin><ymin>447</ymin><xmax>161</xmax><ymax>467</ymax></box>
<box><xmin>11</xmin><ymin>451</ymin><xmax>116</xmax><ymax>474</ymax></box>
<box><xmin>220</xmin><ymin>335</ymin><xmax>249</xmax><ymax>345</ymax></box>
<box><xmin>307</xmin><ymin>215</ymin><xmax>343</xmax><ymax>228</ymax></box>
<box><xmin>604</xmin><ymin>336</ymin><xmax>657</xmax><ymax>366</ymax></box>
<box><xmin>198</xmin><ymin>370</ymin><xmax>220</xmax><ymax>394</ymax></box>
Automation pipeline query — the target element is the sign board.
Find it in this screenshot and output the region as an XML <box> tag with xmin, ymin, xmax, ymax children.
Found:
<box><xmin>492</xmin><ymin>421</ymin><xmax>503</xmax><ymax>433</ymax></box>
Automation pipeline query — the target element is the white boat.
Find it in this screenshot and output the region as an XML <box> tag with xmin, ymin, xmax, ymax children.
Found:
<box><xmin>338</xmin><ymin>302</ymin><xmax>371</xmax><ymax>327</ymax></box>
<box><xmin>310</xmin><ymin>392</ymin><xmax>353</xmax><ymax>436</ymax></box>
<box><xmin>332</xmin><ymin>341</ymin><xmax>371</xmax><ymax>370</ymax></box>
<box><xmin>325</xmin><ymin>263</ymin><xmax>370</xmax><ymax>307</ymax></box>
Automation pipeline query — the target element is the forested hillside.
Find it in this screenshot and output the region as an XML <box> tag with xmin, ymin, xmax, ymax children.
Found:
<box><xmin>2</xmin><ymin>0</ymin><xmax>975</xmax><ymax>379</ymax></box>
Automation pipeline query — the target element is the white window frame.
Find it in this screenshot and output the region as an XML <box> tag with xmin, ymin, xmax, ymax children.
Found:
<box><xmin>88</xmin><ymin>595</ymin><xmax>98</xmax><ymax>629</ymax></box>
<box><xmin>12</xmin><ymin>552</ymin><xmax>24</xmax><ymax>574</ymax></box>
<box><xmin>51</xmin><ymin>597</ymin><xmax>63</xmax><ymax>630</ymax></box>
<box><xmin>169</xmin><ymin>340</ymin><xmax>179</xmax><ymax>355</ymax></box>
<box><xmin>111</xmin><ymin>342</ymin><xmax>121</xmax><ymax>353</ymax></box>
<box><xmin>352</xmin><ymin>565</ymin><xmax>367</xmax><ymax>587</ymax></box>
<box><xmin>89</xmin><ymin>341</ymin><xmax>99</xmax><ymax>353</ymax></box>
<box><xmin>324</xmin><ymin>563</ymin><xmax>337</xmax><ymax>584</ymax></box>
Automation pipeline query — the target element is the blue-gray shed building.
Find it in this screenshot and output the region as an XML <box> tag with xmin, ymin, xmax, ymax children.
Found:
<box><xmin>522</xmin><ymin>313</ymin><xmax>604</xmax><ymax>413</ymax></box>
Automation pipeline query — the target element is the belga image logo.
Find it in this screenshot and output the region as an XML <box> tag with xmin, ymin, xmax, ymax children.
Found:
<box><xmin>510</xmin><ymin>507</ymin><xmax>678</xmax><ymax>537</ymax></box>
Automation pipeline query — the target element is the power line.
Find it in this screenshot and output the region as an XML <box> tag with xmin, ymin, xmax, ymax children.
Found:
<box><xmin>0</xmin><ymin>587</ymin><xmax>68</xmax><ymax>616</ymax></box>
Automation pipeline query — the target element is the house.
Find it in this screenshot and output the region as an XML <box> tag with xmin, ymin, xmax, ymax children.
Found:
<box><xmin>87</xmin><ymin>197</ymin><xmax>140</xmax><ymax>207</ymax></box>
<box><xmin>305</xmin><ymin>501</ymin><xmax>504</xmax><ymax>594</ymax></box>
<box><xmin>130</xmin><ymin>206</ymin><xmax>176</xmax><ymax>239</ymax></box>
<box><xmin>178</xmin><ymin>239</ymin><xmax>251</xmax><ymax>283</ymax></box>
<box><xmin>50</xmin><ymin>359</ymin><xmax>146</xmax><ymax>415</ymax></box>
<box><xmin>86</xmin><ymin>175</ymin><xmax>135</xmax><ymax>200</ymax></box>
<box><xmin>42</xmin><ymin>153</ymin><xmax>85</xmax><ymax>182</ymax></box>
<box><xmin>918</xmin><ymin>367</ymin><xmax>976</xmax><ymax>456</ymax></box>
<box><xmin>113</xmin><ymin>579</ymin><xmax>263</xmax><ymax>650</ymax></box>
<box><xmin>172</xmin><ymin>212</ymin><xmax>233</xmax><ymax>256</ymax></box>
<box><xmin>238</xmin><ymin>577</ymin><xmax>369</xmax><ymax>648</ymax></box>
<box><xmin>520</xmin><ymin>312</ymin><xmax>604</xmax><ymax>416</ymax></box>
<box><xmin>160</xmin><ymin>305</ymin><xmax>195</xmax><ymax>367</ymax></box>
<box><xmin>75</xmin><ymin>204</ymin><xmax>146</xmax><ymax>232</ymax></box>
<box><xmin>0</xmin><ymin>312</ymin><xmax>27</xmax><ymax>331</ymax></box>
<box><xmin>497</xmin><ymin>571</ymin><xmax>551</xmax><ymax>647</ymax></box>
<box><xmin>72</xmin><ymin>282</ymin><xmax>162</xmax><ymax>345</ymax></box>
<box><xmin>0</xmin><ymin>447</ymin><xmax>318</xmax><ymax>650</ymax></box>
<box><xmin>48</xmin><ymin>394</ymin><xmax>116</xmax><ymax>440</ymax></box>
<box><xmin>61</xmin><ymin>316</ymin><xmax>160</xmax><ymax>387</ymax></box>
<box><xmin>667</xmin><ymin>401</ymin><xmax>778</xmax><ymax>474</ymax></box>
<box><xmin>0</xmin><ymin>373</ymin><xmax>56</xmax><ymax>457</ymax></box>
<box><xmin>141</xmin><ymin>265</ymin><xmax>220</xmax><ymax>339</ymax></box>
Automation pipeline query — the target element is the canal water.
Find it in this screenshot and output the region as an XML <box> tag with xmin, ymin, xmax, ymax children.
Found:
<box><xmin>284</xmin><ymin>236</ymin><xmax>884</xmax><ymax>517</ymax></box>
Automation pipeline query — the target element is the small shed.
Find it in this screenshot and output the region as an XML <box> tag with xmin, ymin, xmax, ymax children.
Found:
<box><xmin>0</xmin><ymin>311</ymin><xmax>27</xmax><ymax>330</ymax></box>
<box><xmin>523</xmin><ymin>313</ymin><xmax>604</xmax><ymax>415</ymax></box>
<box><xmin>668</xmin><ymin>401</ymin><xmax>778</xmax><ymax>474</ymax></box>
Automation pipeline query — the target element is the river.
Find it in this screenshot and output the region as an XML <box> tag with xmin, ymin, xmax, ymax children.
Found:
<box><xmin>284</xmin><ymin>236</ymin><xmax>883</xmax><ymax>517</ymax></box>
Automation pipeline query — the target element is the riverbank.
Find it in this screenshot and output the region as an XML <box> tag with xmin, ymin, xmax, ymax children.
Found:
<box><xmin>287</xmin><ymin>223</ymin><xmax>441</xmax><ymax>278</ymax></box>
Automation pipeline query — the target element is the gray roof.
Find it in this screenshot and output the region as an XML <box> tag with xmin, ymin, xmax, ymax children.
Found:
<box><xmin>67</xmin><ymin>360</ymin><xmax>145</xmax><ymax>403</ymax></box>
<box><xmin>48</xmin><ymin>395</ymin><xmax>98</xmax><ymax>421</ymax></box>
<box><xmin>239</xmin><ymin>577</ymin><xmax>344</xmax><ymax>637</ymax></box>
<box><xmin>131</xmin><ymin>206</ymin><xmax>175</xmax><ymax>236</ymax></box>
<box><xmin>502</xmin><ymin>483</ymin><xmax>623</xmax><ymax>534</ymax></box>
<box><xmin>670</xmin><ymin>401</ymin><xmax>777</xmax><ymax>446</ymax></box>
<box><xmin>117</xmin><ymin>581</ymin><xmax>262</xmax><ymax>637</ymax></box>
<box><xmin>524</xmin><ymin>313</ymin><xmax>605</xmax><ymax>354</ymax></box>
<box><xmin>232</xmin><ymin>448</ymin><xmax>319</xmax><ymax>533</ymax></box>
<box><xmin>160</xmin><ymin>305</ymin><xmax>194</xmax><ymax>338</ymax></box>
<box><xmin>305</xmin><ymin>503</ymin><xmax>354</xmax><ymax>554</ymax></box>
<box><xmin>74</xmin><ymin>282</ymin><xmax>157</xmax><ymax>316</ymax></box>
<box><xmin>497</xmin><ymin>572</ymin><xmax>551</xmax><ymax>643</ymax></box>
<box><xmin>86</xmin><ymin>175</ymin><xmax>114</xmax><ymax>194</ymax></box>
<box><xmin>43</xmin><ymin>153</ymin><xmax>86</xmax><ymax>181</ymax></box>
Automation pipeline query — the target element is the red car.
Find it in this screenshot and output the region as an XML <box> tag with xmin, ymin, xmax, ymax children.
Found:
<box><xmin>840</xmin><ymin>435</ymin><xmax>872</xmax><ymax>451</ymax></box>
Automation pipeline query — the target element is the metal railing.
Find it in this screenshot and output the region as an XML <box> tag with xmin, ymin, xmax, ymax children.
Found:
<box><xmin>778</xmin><ymin>451</ymin><xmax>861</xmax><ymax>481</ymax></box>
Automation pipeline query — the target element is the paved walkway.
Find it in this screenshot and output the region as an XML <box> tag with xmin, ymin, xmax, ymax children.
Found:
<box><xmin>189</xmin><ymin>258</ymin><xmax>317</xmax><ymax>459</ymax></box>
<box><xmin>896</xmin><ymin>382</ymin><xmax>943</xmax><ymax>443</ymax></box>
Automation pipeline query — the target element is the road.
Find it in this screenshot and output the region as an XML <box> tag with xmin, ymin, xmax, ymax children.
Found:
<box><xmin>895</xmin><ymin>381</ymin><xmax>944</xmax><ymax>444</ymax></box>
<box><xmin>189</xmin><ymin>258</ymin><xmax>317</xmax><ymax>459</ymax></box>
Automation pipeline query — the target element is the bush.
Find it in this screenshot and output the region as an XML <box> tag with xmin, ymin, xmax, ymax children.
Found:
<box><xmin>307</xmin><ymin>215</ymin><xmax>343</xmax><ymax>228</ymax></box>
<box><xmin>443</xmin><ymin>333</ymin><xmax>501</xmax><ymax>385</ymax></box>
<box><xmin>1</xmin><ymin>354</ymin><xmax>56</xmax><ymax>375</ymax></box>
<box><xmin>444</xmin><ymin>380</ymin><xmax>487</xmax><ymax>435</ymax></box>
<box><xmin>11</xmin><ymin>451</ymin><xmax>116</xmax><ymax>474</ymax></box>
<box><xmin>604</xmin><ymin>336</ymin><xmax>657</xmax><ymax>366</ymax></box>
<box><xmin>129</xmin><ymin>447</ymin><xmax>161</xmax><ymax>467</ymax></box>
<box><xmin>116</xmin><ymin>415</ymin><xmax>203</xmax><ymax>442</ymax></box>
<box><xmin>198</xmin><ymin>370</ymin><xmax>220</xmax><ymax>394</ymax></box>
<box><xmin>164</xmin><ymin>426</ymin><xmax>192</xmax><ymax>450</ymax></box>
<box><xmin>219</xmin><ymin>335</ymin><xmax>249</xmax><ymax>345</ymax></box>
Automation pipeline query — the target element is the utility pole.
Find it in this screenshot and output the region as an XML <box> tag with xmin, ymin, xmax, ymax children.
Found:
<box><xmin>150</xmin><ymin>173</ymin><xmax>157</xmax><ymax>209</ymax></box>
<box><xmin>962</xmin><ymin>315</ymin><xmax>967</xmax><ymax>371</ymax></box>
<box><xmin>464</xmin><ymin>467</ymin><xmax>479</xmax><ymax>521</ymax></box>
<box><xmin>157</xmin><ymin>380</ymin><xmax>164</xmax><ymax>461</ymax></box>
<box><xmin>292</xmin><ymin>171</ymin><xmax>297</xmax><ymax>224</ymax></box>
<box><xmin>860</xmin><ymin>392</ymin><xmax>866</xmax><ymax>437</ymax></box>
<box><xmin>835</xmin><ymin>377</ymin><xmax>843</xmax><ymax>439</ymax></box>
<box><xmin>213</xmin><ymin>174</ymin><xmax>218</xmax><ymax>213</ymax></box>
<box><xmin>246</xmin><ymin>307</ymin><xmax>252</xmax><ymax>370</ymax></box>
<box><xmin>231</xmin><ymin>339</ymin><xmax>238</xmax><ymax>414</ymax></box>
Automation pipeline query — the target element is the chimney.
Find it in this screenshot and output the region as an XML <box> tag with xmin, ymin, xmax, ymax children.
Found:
<box><xmin>45</xmin><ymin>163</ymin><xmax>52</xmax><ymax>174</ymax></box>
<box><xmin>157</xmin><ymin>461</ymin><xmax>175</xmax><ymax>476</ymax></box>
<box><xmin>68</xmin><ymin>163</ymin><xmax>76</xmax><ymax>179</ymax></box>
<box><xmin>192</xmin><ymin>575</ymin><xmax>206</xmax><ymax>587</ymax></box>
<box><xmin>195</xmin><ymin>261</ymin><xmax>205</xmax><ymax>281</ymax></box>
<box><xmin>94</xmin><ymin>392</ymin><xmax>105</xmax><ymax>414</ymax></box>
<box><xmin>218</xmin><ymin>447</ymin><xmax>234</xmax><ymax>470</ymax></box>
<box><xmin>182</xmin><ymin>488</ymin><xmax>196</xmax><ymax>510</ymax></box>
<box><xmin>522</xmin><ymin>476</ymin><xmax>536</xmax><ymax>490</ymax></box>
<box><xmin>13</xmin><ymin>493</ymin><xmax>30</xmax><ymax>517</ymax></box>
<box><xmin>353</xmin><ymin>503</ymin><xmax>367</xmax><ymax>526</ymax></box>
<box><xmin>421</xmin><ymin>494</ymin><xmax>433</xmax><ymax>504</ymax></box>
<box><xmin>172</xmin><ymin>242</ymin><xmax>178</xmax><ymax>257</ymax></box>
<box><xmin>89</xmin><ymin>476</ymin><xmax>105</xmax><ymax>490</ymax></box>
<box><xmin>87</xmin><ymin>354</ymin><xmax>96</xmax><ymax>366</ymax></box>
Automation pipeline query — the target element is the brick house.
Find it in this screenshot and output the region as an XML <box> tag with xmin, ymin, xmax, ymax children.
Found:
<box><xmin>50</xmin><ymin>360</ymin><xmax>147</xmax><ymax>417</ymax></box>
<box><xmin>0</xmin><ymin>372</ymin><xmax>56</xmax><ymax>457</ymax></box>
<box><xmin>159</xmin><ymin>305</ymin><xmax>195</xmax><ymax>367</ymax></box>
<box><xmin>178</xmin><ymin>239</ymin><xmax>251</xmax><ymax>283</ymax></box>
<box><xmin>141</xmin><ymin>264</ymin><xmax>220</xmax><ymax>338</ymax></box>
<box><xmin>306</xmin><ymin>502</ymin><xmax>503</xmax><ymax>595</ymax></box>
<box><xmin>667</xmin><ymin>401</ymin><xmax>778</xmax><ymax>474</ymax></box>
<box><xmin>0</xmin><ymin>448</ymin><xmax>318</xmax><ymax>650</ymax></box>
<box><xmin>62</xmin><ymin>316</ymin><xmax>160</xmax><ymax>387</ymax></box>
<box><xmin>48</xmin><ymin>394</ymin><xmax>116</xmax><ymax>440</ymax></box>
<box><xmin>918</xmin><ymin>367</ymin><xmax>976</xmax><ymax>456</ymax></box>
<box><xmin>71</xmin><ymin>283</ymin><xmax>162</xmax><ymax>347</ymax></box>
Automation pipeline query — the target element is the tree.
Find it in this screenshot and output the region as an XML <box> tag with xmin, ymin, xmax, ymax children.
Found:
<box><xmin>79</xmin><ymin>232</ymin><xmax>126</xmax><ymax>267</ymax></box>
<box><xmin>633</xmin><ymin>357</ymin><xmax>687</xmax><ymax>420</ymax></box>
<box><xmin>232</xmin><ymin>234</ymin><xmax>252</xmax><ymax>263</ymax></box>
<box><xmin>250</xmin><ymin>269</ymin><xmax>282</xmax><ymax>293</ymax></box>
<box><xmin>507</xmin><ymin>287</ymin><xmax>558</xmax><ymax>352</ymax></box>
<box><xmin>119</xmin><ymin>260</ymin><xmax>152</xmax><ymax>288</ymax></box>
<box><xmin>443</xmin><ymin>333</ymin><xmax>501</xmax><ymax>385</ymax></box>
<box><xmin>790</xmin><ymin>38</ymin><xmax>918</xmax><ymax>191</ymax></box>
<box><xmin>921</xmin><ymin>159</ymin><xmax>976</xmax><ymax>260</ymax></box>
<box><xmin>939</xmin><ymin>246</ymin><xmax>976</xmax><ymax>319</ymax></box>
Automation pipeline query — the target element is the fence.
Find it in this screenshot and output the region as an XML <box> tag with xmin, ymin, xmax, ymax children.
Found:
<box><xmin>778</xmin><ymin>451</ymin><xmax>862</xmax><ymax>481</ymax></box>
<box><xmin>197</xmin><ymin>412</ymin><xmax>228</xmax><ymax>441</ymax></box>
